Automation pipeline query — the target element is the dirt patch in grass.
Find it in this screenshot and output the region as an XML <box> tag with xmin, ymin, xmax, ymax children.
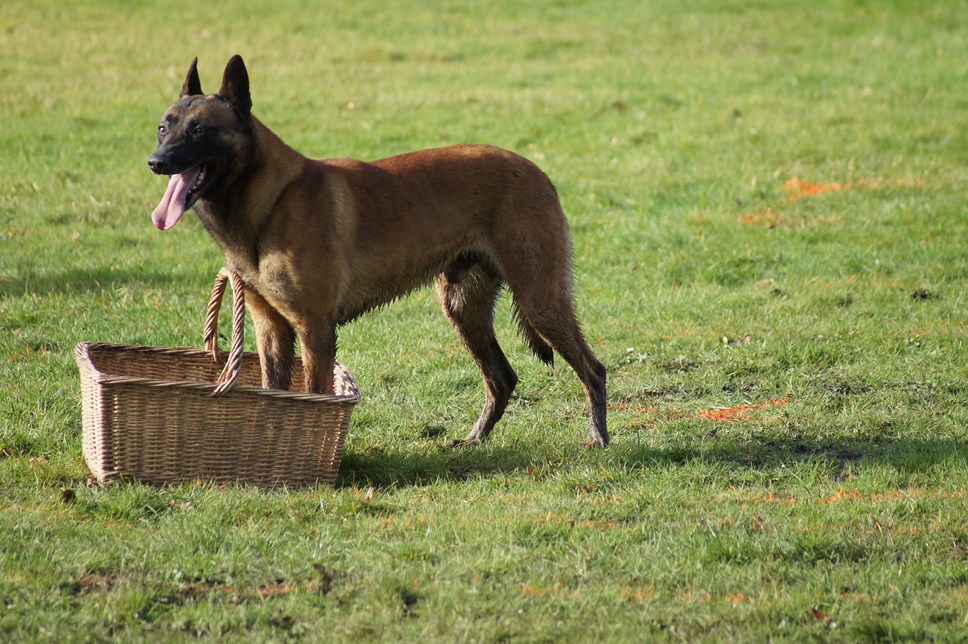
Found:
<box><xmin>781</xmin><ymin>176</ymin><xmax>925</xmax><ymax>203</ymax></box>
<box><xmin>739</xmin><ymin>176</ymin><xmax>925</xmax><ymax>226</ymax></box>
<box><xmin>610</xmin><ymin>397</ymin><xmax>789</xmax><ymax>428</ymax></box>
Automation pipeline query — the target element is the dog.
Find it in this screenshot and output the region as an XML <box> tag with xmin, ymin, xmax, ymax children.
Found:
<box><xmin>148</xmin><ymin>56</ymin><xmax>608</xmax><ymax>446</ymax></box>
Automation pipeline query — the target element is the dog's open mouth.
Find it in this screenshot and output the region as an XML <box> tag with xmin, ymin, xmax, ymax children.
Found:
<box><xmin>151</xmin><ymin>162</ymin><xmax>218</xmax><ymax>231</ymax></box>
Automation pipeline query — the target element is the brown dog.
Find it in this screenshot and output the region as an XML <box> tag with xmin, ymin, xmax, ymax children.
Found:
<box><xmin>148</xmin><ymin>56</ymin><xmax>608</xmax><ymax>446</ymax></box>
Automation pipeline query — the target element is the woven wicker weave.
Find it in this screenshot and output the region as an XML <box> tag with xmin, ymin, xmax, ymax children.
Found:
<box><xmin>76</xmin><ymin>268</ymin><xmax>359</xmax><ymax>487</ymax></box>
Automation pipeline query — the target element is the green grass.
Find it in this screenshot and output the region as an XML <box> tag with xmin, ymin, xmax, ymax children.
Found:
<box><xmin>2</xmin><ymin>0</ymin><xmax>968</xmax><ymax>640</ymax></box>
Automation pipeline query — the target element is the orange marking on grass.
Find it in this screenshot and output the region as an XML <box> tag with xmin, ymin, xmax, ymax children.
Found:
<box><xmin>815</xmin><ymin>487</ymin><xmax>968</xmax><ymax>505</ymax></box>
<box><xmin>783</xmin><ymin>177</ymin><xmax>853</xmax><ymax>202</ymax></box>
<box><xmin>739</xmin><ymin>177</ymin><xmax>925</xmax><ymax>226</ymax></box>
<box><xmin>729</xmin><ymin>487</ymin><xmax>968</xmax><ymax>507</ymax></box>
<box><xmin>738</xmin><ymin>208</ymin><xmax>787</xmax><ymax>227</ymax></box>
<box><xmin>608</xmin><ymin>402</ymin><xmax>657</xmax><ymax>414</ymax></box>
<box><xmin>615</xmin><ymin>397</ymin><xmax>789</xmax><ymax>428</ymax></box>
<box><xmin>679</xmin><ymin>586</ymin><xmax>713</xmax><ymax>603</ymax></box>
<box><xmin>695</xmin><ymin>397</ymin><xmax>789</xmax><ymax>423</ymax></box>
<box><xmin>782</xmin><ymin>176</ymin><xmax>925</xmax><ymax>203</ymax></box>
<box><xmin>621</xmin><ymin>585</ymin><xmax>657</xmax><ymax>602</ymax></box>
<box><xmin>752</xmin><ymin>492</ymin><xmax>796</xmax><ymax>506</ymax></box>
<box><xmin>520</xmin><ymin>582</ymin><xmax>580</xmax><ymax>599</ymax></box>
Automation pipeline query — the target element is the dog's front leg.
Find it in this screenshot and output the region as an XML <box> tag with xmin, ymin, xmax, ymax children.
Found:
<box><xmin>247</xmin><ymin>290</ymin><xmax>296</xmax><ymax>390</ymax></box>
<box><xmin>298</xmin><ymin>322</ymin><xmax>338</xmax><ymax>395</ymax></box>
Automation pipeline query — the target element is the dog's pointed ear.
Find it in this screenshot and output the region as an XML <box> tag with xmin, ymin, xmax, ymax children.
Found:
<box><xmin>219</xmin><ymin>55</ymin><xmax>252</xmax><ymax>114</ymax></box>
<box><xmin>180</xmin><ymin>57</ymin><xmax>203</xmax><ymax>97</ymax></box>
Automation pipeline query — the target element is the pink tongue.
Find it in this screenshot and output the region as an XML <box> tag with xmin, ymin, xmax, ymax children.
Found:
<box><xmin>151</xmin><ymin>167</ymin><xmax>201</xmax><ymax>231</ymax></box>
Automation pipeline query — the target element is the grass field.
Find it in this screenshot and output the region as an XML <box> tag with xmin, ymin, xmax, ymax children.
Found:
<box><xmin>2</xmin><ymin>0</ymin><xmax>967</xmax><ymax>640</ymax></box>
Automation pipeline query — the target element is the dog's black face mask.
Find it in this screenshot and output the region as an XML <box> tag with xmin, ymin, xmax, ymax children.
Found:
<box><xmin>147</xmin><ymin>56</ymin><xmax>251</xmax><ymax>230</ymax></box>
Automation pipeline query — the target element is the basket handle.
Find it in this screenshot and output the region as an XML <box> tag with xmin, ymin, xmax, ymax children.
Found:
<box><xmin>203</xmin><ymin>267</ymin><xmax>246</xmax><ymax>396</ymax></box>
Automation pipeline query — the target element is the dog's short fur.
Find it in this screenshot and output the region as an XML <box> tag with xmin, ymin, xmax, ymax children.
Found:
<box><xmin>148</xmin><ymin>56</ymin><xmax>608</xmax><ymax>446</ymax></box>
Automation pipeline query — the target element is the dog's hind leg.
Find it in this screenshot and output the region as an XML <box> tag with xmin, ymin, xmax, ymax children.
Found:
<box><xmin>499</xmin><ymin>233</ymin><xmax>609</xmax><ymax>447</ymax></box>
<box><xmin>436</xmin><ymin>266</ymin><xmax>518</xmax><ymax>446</ymax></box>
<box><xmin>514</xmin><ymin>292</ymin><xmax>608</xmax><ymax>447</ymax></box>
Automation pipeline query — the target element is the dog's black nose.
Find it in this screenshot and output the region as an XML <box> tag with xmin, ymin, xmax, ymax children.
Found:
<box><xmin>147</xmin><ymin>155</ymin><xmax>169</xmax><ymax>175</ymax></box>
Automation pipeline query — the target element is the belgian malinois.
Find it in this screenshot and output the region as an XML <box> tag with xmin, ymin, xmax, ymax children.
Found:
<box><xmin>148</xmin><ymin>56</ymin><xmax>608</xmax><ymax>446</ymax></box>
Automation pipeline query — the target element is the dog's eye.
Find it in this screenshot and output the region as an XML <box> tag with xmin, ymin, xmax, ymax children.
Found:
<box><xmin>157</xmin><ymin>124</ymin><xmax>168</xmax><ymax>138</ymax></box>
<box><xmin>191</xmin><ymin>125</ymin><xmax>206</xmax><ymax>138</ymax></box>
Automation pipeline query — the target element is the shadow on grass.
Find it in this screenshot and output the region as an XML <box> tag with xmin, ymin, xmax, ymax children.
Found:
<box><xmin>336</xmin><ymin>443</ymin><xmax>539</xmax><ymax>489</ymax></box>
<box><xmin>336</xmin><ymin>432</ymin><xmax>968</xmax><ymax>489</ymax></box>
<box><xmin>611</xmin><ymin>434</ymin><xmax>967</xmax><ymax>471</ymax></box>
<box><xmin>0</xmin><ymin>266</ymin><xmax>210</xmax><ymax>299</ymax></box>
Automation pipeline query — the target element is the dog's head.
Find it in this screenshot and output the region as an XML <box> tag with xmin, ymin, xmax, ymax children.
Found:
<box><xmin>148</xmin><ymin>56</ymin><xmax>253</xmax><ymax>230</ymax></box>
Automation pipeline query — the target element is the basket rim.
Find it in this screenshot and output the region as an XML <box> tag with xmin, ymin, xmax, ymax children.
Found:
<box><xmin>76</xmin><ymin>341</ymin><xmax>360</xmax><ymax>405</ymax></box>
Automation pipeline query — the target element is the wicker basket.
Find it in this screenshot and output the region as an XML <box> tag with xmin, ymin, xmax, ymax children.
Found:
<box><xmin>76</xmin><ymin>268</ymin><xmax>359</xmax><ymax>487</ymax></box>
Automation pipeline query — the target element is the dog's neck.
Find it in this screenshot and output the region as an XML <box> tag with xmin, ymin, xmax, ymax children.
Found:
<box><xmin>195</xmin><ymin>115</ymin><xmax>306</xmax><ymax>274</ymax></box>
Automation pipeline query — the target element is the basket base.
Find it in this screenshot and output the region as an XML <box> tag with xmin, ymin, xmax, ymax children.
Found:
<box><xmin>77</xmin><ymin>342</ymin><xmax>359</xmax><ymax>488</ymax></box>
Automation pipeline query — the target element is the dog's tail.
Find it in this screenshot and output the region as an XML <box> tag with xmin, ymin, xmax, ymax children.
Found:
<box><xmin>512</xmin><ymin>303</ymin><xmax>554</xmax><ymax>366</ymax></box>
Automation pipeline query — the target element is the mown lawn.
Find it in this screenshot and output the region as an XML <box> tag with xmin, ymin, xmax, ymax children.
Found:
<box><xmin>2</xmin><ymin>0</ymin><xmax>967</xmax><ymax>640</ymax></box>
